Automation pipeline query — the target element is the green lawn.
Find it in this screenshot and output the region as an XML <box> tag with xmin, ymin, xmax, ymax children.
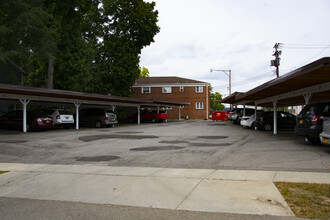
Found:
<box><xmin>275</xmin><ymin>182</ymin><xmax>330</xmax><ymax>219</ymax></box>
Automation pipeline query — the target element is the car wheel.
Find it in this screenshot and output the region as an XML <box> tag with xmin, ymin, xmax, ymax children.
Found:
<box><xmin>263</xmin><ymin>123</ymin><xmax>272</xmax><ymax>131</ymax></box>
<box><xmin>305</xmin><ymin>136</ymin><xmax>320</xmax><ymax>144</ymax></box>
<box><xmin>95</xmin><ymin>120</ymin><xmax>102</xmax><ymax>128</ymax></box>
<box><xmin>151</xmin><ymin>117</ymin><xmax>158</xmax><ymax>123</ymax></box>
<box><xmin>250</xmin><ymin>122</ymin><xmax>255</xmax><ymax>129</ymax></box>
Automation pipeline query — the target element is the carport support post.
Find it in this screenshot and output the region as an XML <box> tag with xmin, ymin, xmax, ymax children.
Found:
<box><xmin>254</xmin><ymin>104</ymin><xmax>258</xmax><ymax>130</ymax></box>
<box><xmin>157</xmin><ymin>106</ymin><xmax>160</xmax><ymax>113</ymax></box>
<box><xmin>254</xmin><ymin>104</ymin><xmax>257</xmax><ymax>117</ymax></box>
<box><xmin>303</xmin><ymin>93</ymin><xmax>312</xmax><ymax>105</ymax></box>
<box><xmin>19</xmin><ymin>99</ymin><xmax>30</xmax><ymax>133</ymax></box>
<box><xmin>179</xmin><ymin>106</ymin><xmax>181</xmax><ymax>120</ymax></box>
<box><xmin>111</xmin><ymin>105</ymin><xmax>116</xmax><ymax>112</ymax></box>
<box><xmin>273</xmin><ymin>100</ymin><xmax>278</xmax><ymax>135</ymax></box>
<box><xmin>243</xmin><ymin>104</ymin><xmax>246</xmax><ymax>116</ymax></box>
<box><xmin>137</xmin><ymin>105</ymin><xmax>141</xmax><ymax>125</ymax></box>
<box><xmin>74</xmin><ymin>103</ymin><xmax>81</xmax><ymax>130</ymax></box>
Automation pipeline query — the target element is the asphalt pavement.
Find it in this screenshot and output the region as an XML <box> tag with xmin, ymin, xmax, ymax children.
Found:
<box><xmin>0</xmin><ymin>120</ymin><xmax>329</xmax><ymax>219</ymax></box>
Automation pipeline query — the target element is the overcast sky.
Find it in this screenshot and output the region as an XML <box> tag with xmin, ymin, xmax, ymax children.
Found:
<box><xmin>140</xmin><ymin>0</ymin><xmax>330</xmax><ymax>96</ymax></box>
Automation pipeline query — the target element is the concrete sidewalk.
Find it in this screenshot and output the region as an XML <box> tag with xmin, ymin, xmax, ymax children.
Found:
<box><xmin>0</xmin><ymin>163</ymin><xmax>330</xmax><ymax>217</ymax></box>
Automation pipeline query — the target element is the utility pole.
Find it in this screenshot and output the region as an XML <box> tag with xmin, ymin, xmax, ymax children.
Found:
<box><xmin>210</xmin><ymin>69</ymin><xmax>232</xmax><ymax>110</ymax></box>
<box><xmin>271</xmin><ymin>43</ymin><xmax>282</xmax><ymax>78</ymax></box>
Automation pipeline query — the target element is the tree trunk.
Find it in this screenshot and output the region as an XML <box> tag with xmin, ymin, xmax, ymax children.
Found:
<box><xmin>47</xmin><ymin>56</ymin><xmax>54</xmax><ymax>89</ymax></box>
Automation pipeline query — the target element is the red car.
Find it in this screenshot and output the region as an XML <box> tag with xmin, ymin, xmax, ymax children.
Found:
<box><xmin>129</xmin><ymin>110</ymin><xmax>167</xmax><ymax>123</ymax></box>
<box><xmin>0</xmin><ymin>110</ymin><xmax>54</xmax><ymax>131</ymax></box>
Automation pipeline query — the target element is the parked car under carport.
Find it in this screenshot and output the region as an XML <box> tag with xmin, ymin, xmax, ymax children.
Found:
<box><xmin>255</xmin><ymin>111</ymin><xmax>296</xmax><ymax>131</ymax></box>
<box><xmin>0</xmin><ymin>110</ymin><xmax>54</xmax><ymax>131</ymax></box>
<box><xmin>295</xmin><ymin>102</ymin><xmax>330</xmax><ymax>143</ymax></box>
<box><xmin>319</xmin><ymin>117</ymin><xmax>330</xmax><ymax>145</ymax></box>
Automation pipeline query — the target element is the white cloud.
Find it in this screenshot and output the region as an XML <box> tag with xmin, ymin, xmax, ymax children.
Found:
<box><xmin>140</xmin><ymin>0</ymin><xmax>330</xmax><ymax>96</ymax></box>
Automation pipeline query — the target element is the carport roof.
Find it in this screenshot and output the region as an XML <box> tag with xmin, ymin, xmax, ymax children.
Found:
<box><xmin>0</xmin><ymin>83</ymin><xmax>190</xmax><ymax>107</ymax></box>
<box><xmin>221</xmin><ymin>57</ymin><xmax>330</xmax><ymax>107</ymax></box>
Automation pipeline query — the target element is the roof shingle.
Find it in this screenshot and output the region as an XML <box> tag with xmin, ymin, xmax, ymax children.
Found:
<box><xmin>134</xmin><ymin>76</ymin><xmax>208</xmax><ymax>85</ymax></box>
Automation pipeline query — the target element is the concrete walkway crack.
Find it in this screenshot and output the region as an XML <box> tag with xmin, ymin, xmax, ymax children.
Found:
<box><xmin>174</xmin><ymin>169</ymin><xmax>217</xmax><ymax>210</ymax></box>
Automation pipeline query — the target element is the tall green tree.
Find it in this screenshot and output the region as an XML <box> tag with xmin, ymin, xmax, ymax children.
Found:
<box><xmin>210</xmin><ymin>88</ymin><xmax>225</xmax><ymax>111</ymax></box>
<box><xmin>0</xmin><ymin>0</ymin><xmax>55</xmax><ymax>77</ymax></box>
<box><xmin>139</xmin><ymin>66</ymin><xmax>149</xmax><ymax>77</ymax></box>
<box><xmin>98</xmin><ymin>0</ymin><xmax>159</xmax><ymax>96</ymax></box>
<box><xmin>0</xmin><ymin>0</ymin><xmax>159</xmax><ymax>96</ymax></box>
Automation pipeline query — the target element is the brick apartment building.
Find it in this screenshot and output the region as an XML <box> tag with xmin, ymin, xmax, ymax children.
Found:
<box><xmin>132</xmin><ymin>76</ymin><xmax>210</xmax><ymax>120</ymax></box>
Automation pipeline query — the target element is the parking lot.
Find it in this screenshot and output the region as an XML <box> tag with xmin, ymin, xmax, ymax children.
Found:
<box><xmin>0</xmin><ymin>120</ymin><xmax>329</xmax><ymax>172</ymax></box>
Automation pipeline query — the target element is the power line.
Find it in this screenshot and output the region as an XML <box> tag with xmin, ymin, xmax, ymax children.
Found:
<box><xmin>231</xmin><ymin>71</ymin><xmax>273</xmax><ymax>87</ymax></box>
<box><xmin>215</xmin><ymin>71</ymin><xmax>274</xmax><ymax>89</ymax></box>
<box><xmin>282</xmin><ymin>43</ymin><xmax>330</xmax><ymax>49</ymax></box>
<box><xmin>282</xmin><ymin>44</ymin><xmax>330</xmax><ymax>71</ymax></box>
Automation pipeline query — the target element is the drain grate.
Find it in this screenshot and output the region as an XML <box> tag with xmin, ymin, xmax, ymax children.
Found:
<box><xmin>75</xmin><ymin>155</ymin><xmax>120</xmax><ymax>161</ymax></box>
<box><xmin>130</xmin><ymin>146</ymin><xmax>185</xmax><ymax>151</ymax></box>
<box><xmin>79</xmin><ymin>134</ymin><xmax>159</xmax><ymax>142</ymax></box>
<box><xmin>197</xmin><ymin>136</ymin><xmax>228</xmax><ymax>139</ymax></box>
<box><xmin>190</xmin><ymin>143</ymin><xmax>232</xmax><ymax>147</ymax></box>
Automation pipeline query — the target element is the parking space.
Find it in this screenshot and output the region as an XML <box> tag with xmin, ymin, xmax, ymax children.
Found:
<box><xmin>0</xmin><ymin>120</ymin><xmax>329</xmax><ymax>172</ymax></box>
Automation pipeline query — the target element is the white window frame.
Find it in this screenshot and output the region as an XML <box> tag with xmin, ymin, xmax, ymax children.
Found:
<box><xmin>196</xmin><ymin>102</ymin><xmax>203</xmax><ymax>109</ymax></box>
<box><xmin>142</xmin><ymin>87</ymin><xmax>150</xmax><ymax>94</ymax></box>
<box><xmin>162</xmin><ymin>86</ymin><xmax>172</xmax><ymax>93</ymax></box>
<box><xmin>196</xmin><ymin>86</ymin><xmax>203</xmax><ymax>93</ymax></box>
<box><xmin>180</xmin><ymin>86</ymin><xmax>184</xmax><ymax>92</ymax></box>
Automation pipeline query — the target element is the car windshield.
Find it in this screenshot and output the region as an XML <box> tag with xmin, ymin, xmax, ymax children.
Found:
<box><xmin>300</xmin><ymin>105</ymin><xmax>317</xmax><ymax>116</ymax></box>
<box><xmin>58</xmin><ymin>110</ymin><xmax>72</xmax><ymax>115</ymax></box>
<box><xmin>41</xmin><ymin>110</ymin><xmax>54</xmax><ymax>115</ymax></box>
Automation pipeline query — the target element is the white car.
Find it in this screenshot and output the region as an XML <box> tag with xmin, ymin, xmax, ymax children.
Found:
<box><xmin>41</xmin><ymin>109</ymin><xmax>74</xmax><ymax>128</ymax></box>
<box><xmin>240</xmin><ymin>114</ymin><xmax>256</xmax><ymax>128</ymax></box>
<box><xmin>240</xmin><ymin>112</ymin><xmax>263</xmax><ymax>129</ymax></box>
<box><xmin>319</xmin><ymin>117</ymin><xmax>330</xmax><ymax>145</ymax></box>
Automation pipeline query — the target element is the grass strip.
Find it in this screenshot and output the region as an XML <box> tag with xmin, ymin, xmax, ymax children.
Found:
<box><xmin>275</xmin><ymin>182</ymin><xmax>330</xmax><ymax>220</ymax></box>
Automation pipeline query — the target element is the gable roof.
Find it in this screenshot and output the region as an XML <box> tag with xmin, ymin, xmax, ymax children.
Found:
<box><xmin>220</xmin><ymin>57</ymin><xmax>330</xmax><ymax>107</ymax></box>
<box><xmin>134</xmin><ymin>76</ymin><xmax>209</xmax><ymax>85</ymax></box>
<box><xmin>0</xmin><ymin>83</ymin><xmax>190</xmax><ymax>107</ymax></box>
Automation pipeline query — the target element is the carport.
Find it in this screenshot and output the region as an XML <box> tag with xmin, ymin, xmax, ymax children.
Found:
<box><xmin>221</xmin><ymin>57</ymin><xmax>330</xmax><ymax>134</ymax></box>
<box><xmin>0</xmin><ymin>84</ymin><xmax>190</xmax><ymax>132</ymax></box>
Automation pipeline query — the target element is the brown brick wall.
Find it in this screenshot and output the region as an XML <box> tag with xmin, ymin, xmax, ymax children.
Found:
<box><xmin>132</xmin><ymin>85</ymin><xmax>209</xmax><ymax>120</ymax></box>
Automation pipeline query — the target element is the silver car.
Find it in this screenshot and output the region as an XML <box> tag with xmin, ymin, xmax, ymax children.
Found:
<box><xmin>240</xmin><ymin>112</ymin><xmax>263</xmax><ymax>129</ymax></box>
<box><xmin>319</xmin><ymin>117</ymin><xmax>330</xmax><ymax>145</ymax></box>
<box><xmin>79</xmin><ymin>108</ymin><xmax>118</xmax><ymax>128</ymax></box>
<box><xmin>240</xmin><ymin>114</ymin><xmax>256</xmax><ymax>128</ymax></box>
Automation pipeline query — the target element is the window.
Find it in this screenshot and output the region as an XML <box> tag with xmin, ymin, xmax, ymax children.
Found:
<box><xmin>196</xmin><ymin>86</ymin><xmax>203</xmax><ymax>93</ymax></box>
<box><xmin>162</xmin><ymin>86</ymin><xmax>172</xmax><ymax>93</ymax></box>
<box><xmin>323</xmin><ymin>105</ymin><xmax>330</xmax><ymax>116</ymax></box>
<box><xmin>142</xmin><ymin>87</ymin><xmax>150</xmax><ymax>94</ymax></box>
<box><xmin>180</xmin><ymin>86</ymin><xmax>184</xmax><ymax>92</ymax></box>
<box><xmin>196</xmin><ymin>102</ymin><xmax>203</xmax><ymax>109</ymax></box>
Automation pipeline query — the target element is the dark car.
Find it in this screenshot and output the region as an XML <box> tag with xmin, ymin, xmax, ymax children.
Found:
<box><xmin>0</xmin><ymin>110</ymin><xmax>54</xmax><ymax>131</ymax></box>
<box><xmin>79</xmin><ymin>108</ymin><xmax>118</xmax><ymax>128</ymax></box>
<box><xmin>294</xmin><ymin>102</ymin><xmax>330</xmax><ymax>143</ymax></box>
<box><xmin>255</xmin><ymin>111</ymin><xmax>296</xmax><ymax>131</ymax></box>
